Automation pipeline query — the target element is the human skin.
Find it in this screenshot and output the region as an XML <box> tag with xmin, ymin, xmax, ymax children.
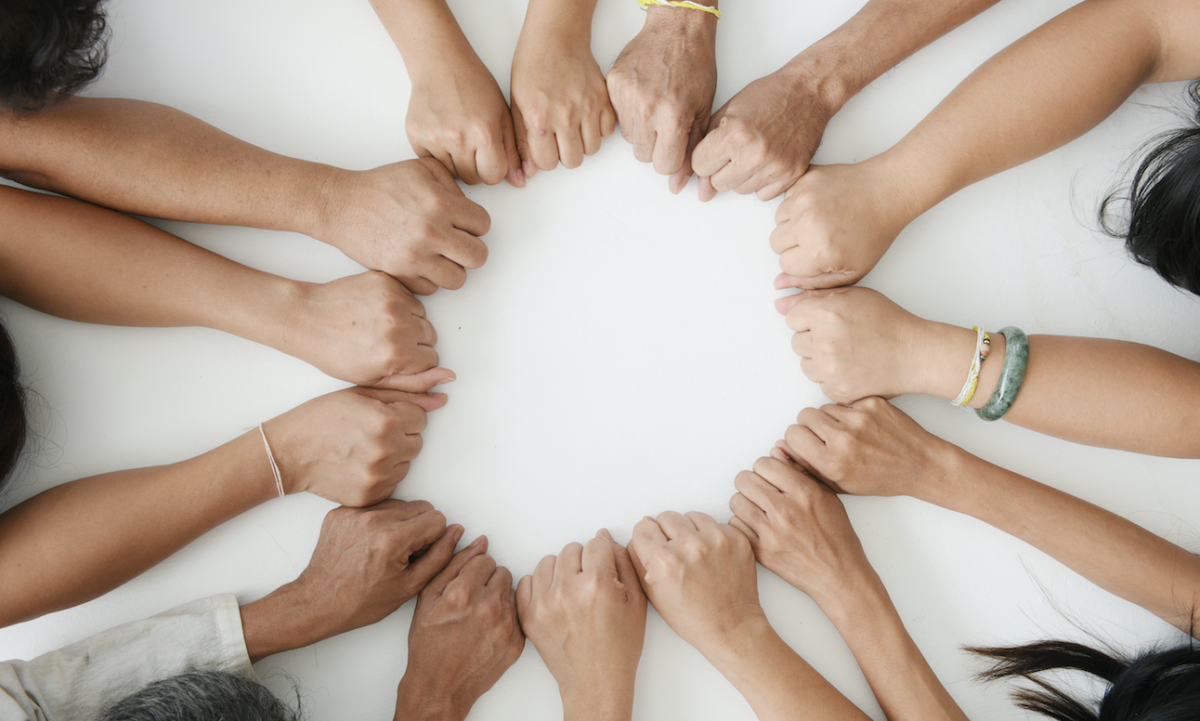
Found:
<box><xmin>770</xmin><ymin>0</ymin><xmax>1200</xmax><ymax>289</ymax></box>
<box><xmin>0</xmin><ymin>386</ymin><xmax>445</xmax><ymax>628</ymax></box>
<box><xmin>517</xmin><ymin>530</ymin><xmax>646</xmax><ymax>721</ymax></box>
<box><xmin>729</xmin><ymin>457</ymin><xmax>969</xmax><ymax>721</ymax></box>
<box><xmin>394</xmin><ymin>537</ymin><xmax>525</xmax><ymax>721</ymax></box>
<box><xmin>606</xmin><ymin>4</ymin><xmax>718</xmax><ymax>194</ymax></box>
<box><xmin>776</xmin><ymin>397</ymin><xmax>1200</xmax><ymax>635</ymax></box>
<box><xmin>372</xmin><ymin>0</ymin><xmax>524</xmax><ymax>188</ymax></box>
<box><xmin>691</xmin><ymin>0</ymin><xmax>1002</xmax><ymax>202</ymax></box>
<box><xmin>776</xmin><ymin>286</ymin><xmax>1200</xmax><ymax>458</ymax></box>
<box><xmin>240</xmin><ymin>499</ymin><xmax>461</xmax><ymax>662</ymax></box>
<box><xmin>627</xmin><ymin>511</ymin><xmax>870</xmax><ymax>721</ymax></box>
<box><xmin>0</xmin><ymin>99</ymin><xmax>491</xmax><ymax>295</ymax></box>
<box><xmin>510</xmin><ymin>0</ymin><xmax>616</xmax><ymax>177</ymax></box>
<box><xmin>0</xmin><ymin>186</ymin><xmax>454</xmax><ymax>390</ymax></box>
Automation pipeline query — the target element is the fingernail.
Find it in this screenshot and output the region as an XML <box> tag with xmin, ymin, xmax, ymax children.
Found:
<box><xmin>452</xmin><ymin>525</ymin><xmax>465</xmax><ymax>543</ymax></box>
<box><xmin>642</xmin><ymin>515</ymin><xmax>655</xmax><ymax>523</ymax></box>
<box><xmin>523</xmin><ymin>160</ymin><xmax>535</xmax><ymax>177</ymax></box>
<box><xmin>436</xmin><ymin>374</ymin><xmax>457</xmax><ymax>385</ymax></box>
<box><xmin>469</xmin><ymin>534</ymin><xmax>486</xmax><ymax>548</ymax></box>
<box><xmin>774</xmin><ymin>275</ymin><xmax>790</xmax><ymax>290</ymax></box>
<box><xmin>598</xmin><ymin>528</ymin><xmax>615</xmax><ymax>542</ymax></box>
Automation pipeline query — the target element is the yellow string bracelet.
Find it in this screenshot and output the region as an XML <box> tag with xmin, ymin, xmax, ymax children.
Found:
<box><xmin>637</xmin><ymin>0</ymin><xmax>722</xmax><ymax>19</ymax></box>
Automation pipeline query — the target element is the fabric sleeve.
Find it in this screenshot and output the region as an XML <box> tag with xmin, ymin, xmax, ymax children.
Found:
<box><xmin>0</xmin><ymin>594</ymin><xmax>253</xmax><ymax>721</ymax></box>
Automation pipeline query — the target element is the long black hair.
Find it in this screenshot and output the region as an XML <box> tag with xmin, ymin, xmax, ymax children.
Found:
<box><xmin>1101</xmin><ymin>80</ymin><xmax>1200</xmax><ymax>296</ymax></box>
<box><xmin>0</xmin><ymin>0</ymin><xmax>109</xmax><ymax>112</ymax></box>
<box><xmin>0</xmin><ymin>318</ymin><xmax>26</xmax><ymax>492</ymax></box>
<box><xmin>971</xmin><ymin>640</ymin><xmax>1200</xmax><ymax>721</ymax></box>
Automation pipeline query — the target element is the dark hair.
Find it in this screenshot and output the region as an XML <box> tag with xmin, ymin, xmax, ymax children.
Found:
<box><xmin>0</xmin><ymin>0</ymin><xmax>109</xmax><ymax>112</ymax></box>
<box><xmin>100</xmin><ymin>671</ymin><xmax>302</xmax><ymax>721</ymax></box>
<box><xmin>1100</xmin><ymin>80</ymin><xmax>1200</xmax><ymax>296</ymax></box>
<box><xmin>0</xmin><ymin>318</ymin><xmax>26</xmax><ymax>493</ymax></box>
<box><xmin>970</xmin><ymin>640</ymin><xmax>1200</xmax><ymax>721</ymax></box>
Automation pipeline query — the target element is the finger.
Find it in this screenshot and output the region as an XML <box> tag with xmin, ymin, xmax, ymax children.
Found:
<box><xmin>599</xmin><ymin>102</ymin><xmax>616</xmax><ymax>138</ymax></box>
<box><xmin>370</xmin><ymin>371</ymin><xmax>455</xmax><ymax>396</ymax></box>
<box><xmin>655</xmin><ymin>510</ymin><xmax>698</xmax><ymax>540</ymax></box>
<box><xmin>396</xmin><ymin>508</ymin><xmax>450</xmax><ymax>558</ymax></box>
<box><xmin>416</xmin><ymin>316</ymin><xmax>438</xmax><ymax>347</ymax></box>
<box><xmin>690</xmin><ymin>110</ymin><xmax>730</xmax><ymax>179</ymax></box>
<box><xmin>555</xmin><ymin>542</ymin><xmax>584</xmax><ymax>581</ymax></box>
<box><xmin>630</xmin><ymin>515</ymin><xmax>668</xmax><ymax>556</ymax></box>
<box><xmin>683</xmin><ymin>511</ymin><xmax>722</xmax><ymax>538</ymax></box>
<box><xmin>476</xmin><ymin>127</ymin><xmax>509</xmax><ymax>186</ymax></box>
<box><xmin>668</xmin><ymin>118</ymin><xmax>707</xmax><ymax>194</ymax></box>
<box><xmin>599</xmin><ymin>529</ymin><xmax>641</xmax><ymax>598</ymax></box>
<box><xmin>516</xmin><ymin>575</ymin><xmax>533</xmax><ymax>614</ymax></box>
<box><xmin>652</xmin><ymin>119</ymin><xmax>690</xmax><ymax>177</ymax></box>
<box><xmin>784</xmin><ymin>420</ymin><xmax>831</xmax><ymax>464</ymax></box>
<box><xmin>734</xmin><ymin>468</ymin><xmax>781</xmax><ymax>510</ymax></box>
<box><xmin>512</xmin><ymin>102</ymin><xmax>538</xmax><ymax>182</ymax></box>
<box><xmin>398</xmin><ymin>275</ymin><xmax>439</xmax><ymax>296</ymax></box>
<box><xmin>428</xmin><ymin>257</ymin><xmax>469</xmax><ymax>291</ymax></box>
<box><xmin>408</xmin><ymin>523</ymin><xmax>463</xmax><ymax>590</ymax></box>
<box><xmin>757</xmin><ymin>176</ymin><xmax>795</xmax><ymax>202</ymax></box>
<box><xmin>459</xmin><ymin>551</ymin><xmax>499</xmax><ymax>586</ymax></box>
<box><xmin>697</xmin><ymin>175</ymin><xmax>717</xmax><ymax>202</ymax></box>
<box><xmin>796</xmin><ymin>405</ymin><xmax>842</xmax><ymax>441</ymax></box>
<box><xmin>487</xmin><ymin>565</ymin><xmax>514</xmax><ymax>590</ymax></box>
<box><xmin>450</xmin><ymin>198</ymin><xmax>492</xmax><ymax>238</ymax></box>
<box><xmin>581</xmin><ymin>536</ymin><xmax>618</xmax><ymax>579</ymax></box>
<box><xmin>771</xmin><ymin>441</ymin><xmax>819</xmax><ymax>478</ymax></box>
<box><xmin>581</xmin><ymin>116</ymin><xmax>603</xmax><ymax>155</ymax></box>
<box><xmin>775</xmin><ymin>292</ymin><xmax>805</xmax><ymax>316</ymax></box>
<box><xmin>711</xmin><ymin>159</ymin><xmax>753</xmax><ymax>195</ymax></box>
<box><xmin>728</xmin><ymin>491</ymin><xmax>766</xmax><ymax>531</ymax></box>
<box><xmin>429</xmin><ymin>149</ymin><xmax>460</xmax><ymax>182</ymax></box>
<box><xmin>728</xmin><ymin>515</ymin><xmax>759</xmax><ymax>542</ymax></box>
<box><xmin>774</xmin><ymin>273</ymin><xmax>810</xmax><ymax>291</ymax></box>
<box><xmin>557</xmin><ymin>128</ymin><xmax>586</xmax><ymax>169</ymax></box>
<box><xmin>501</xmin><ymin>112</ymin><xmax>526</xmax><ymax>188</ymax></box>
<box><xmin>529</xmin><ymin>123</ymin><xmax>561</xmax><ymax>172</ymax></box>
<box><xmin>532</xmin><ymin>553</ymin><xmax>557</xmax><ymax>593</ymax></box>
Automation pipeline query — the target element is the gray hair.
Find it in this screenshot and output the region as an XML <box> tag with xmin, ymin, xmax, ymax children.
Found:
<box><xmin>99</xmin><ymin>670</ymin><xmax>301</xmax><ymax>721</ymax></box>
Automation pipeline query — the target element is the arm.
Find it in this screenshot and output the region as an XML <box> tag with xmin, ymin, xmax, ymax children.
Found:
<box><xmin>510</xmin><ymin>0</ymin><xmax>615</xmax><ymax>176</ymax></box>
<box><xmin>0</xmin><ymin>187</ymin><xmax>453</xmax><ymax>389</ymax></box>
<box><xmin>372</xmin><ymin>0</ymin><xmax>523</xmax><ymax>188</ymax></box>
<box><xmin>0</xmin><ymin>99</ymin><xmax>491</xmax><ymax>295</ymax></box>
<box><xmin>778</xmin><ymin>286</ymin><xmax>1200</xmax><ymax>457</ymax></box>
<box><xmin>0</xmin><ymin>387</ymin><xmax>445</xmax><ymax>627</ymax></box>
<box><xmin>393</xmin><ymin>537</ymin><xmax>525</xmax><ymax>721</ymax></box>
<box><xmin>606</xmin><ymin>4</ymin><xmax>718</xmax><ymax>194</ymax></box>
<box><xmin>627</xmin><ymin>511</ymin><xmax>870</xmax><ymax>721</ymax></box>
<box><xmin>517</xmin><ymin>530</ymin><xmax>646</xmax><ymax>721</ymax></box>
<box><xmin>692</xmin><ymin>0</ymin><xmax>1002</xmax><ymax>201</ymax></box>
<box><xmin>780</xmin><ymin>397</ymin><xmax>1200</xmax><ymax>634</ymax></box>
<box><xmin>771</xmin><ymin>0</ymin><xmax>1200</xmax><ymax>288</ymax></box>
<box><xmin>730</xmin><ymin>457</ymin><xmax>968</xmax><ymax>721</ymax></box>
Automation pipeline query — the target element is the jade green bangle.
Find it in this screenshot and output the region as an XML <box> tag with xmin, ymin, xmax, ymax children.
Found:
<box><xmin>976</xmin><ymin>326</ymin><xmax>1028</xmax><ymax>422</ymax></box>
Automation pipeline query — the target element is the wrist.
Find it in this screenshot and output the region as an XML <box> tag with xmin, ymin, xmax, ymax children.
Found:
<box><xmin>240</xmin><ymin>580</ymin><xmax>332</xmax><ymax>663</ymax></box>
<box><xmin>778</xmin><ymin>47</ymin><xmax>854</xmax><ymax>117</ymax></box>
<box><xmin>520</xmin><ymin>0</ymin><xmax>597</xmax><ymax>46</ymax></box>
<box><xmin>560</xmin><ymin>676</ymin><xmax>636</xmax><ymax>721</ymax></box>
<box><xmin>395</xmin><ymin>674</ymin><xmax>472</xmax><ymax>721</ymax></box>
<box><xmin>916</xmin><ymin>321</ymin><xmax>983</xmax><ymax>400</ymax></box>
<box><xmin>643</xmin><ymin>4</ymin><xmax>718</xmax><ymax>38</ymax></box>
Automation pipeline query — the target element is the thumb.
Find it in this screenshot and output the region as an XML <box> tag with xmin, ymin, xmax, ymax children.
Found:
<box><xmin>407</xmin><ymin>524</ymin><xmax>464</xmax><ymax>591</ymax></box>
<box><xmin>420</xmin><ymin>155</ymin><xmax>461</xmax><ymax>194</ymax></box>
<box><xmin>355</xmin><ymin>385</ymin><xmax>450</xmax><ymax>411</ymax></box>
<box><xmin>690</xmin><ymin>102</ymin><xmax>728</xmax><ymax>178</ymax></box>
<box><xmin>509</xmin><ymin>105</ymin><xmax>533</xmax><ymax>185</ymax></box>
<box><xmin>599</xmin><ymin>528</ymin><xmax>644</xmax><ymax>602</ymax></box>
<box><xmin>372</xmin><ymin>367</ymin><xmax>457</xmax><ymax>395</ymax></box>
<box><xmin>420</xmin><ymin>535</ymin><xmax>490</xmax><ymax>597</ymax></box>
<box><xmin>774</xmin><ymin>292</ymin><xmax>804</xmax><ymax>315</ymax></box>
<box><xmin>668</xmin><ymin>115</ymin><xmax>708</xmax><ymax>195</ymax></box>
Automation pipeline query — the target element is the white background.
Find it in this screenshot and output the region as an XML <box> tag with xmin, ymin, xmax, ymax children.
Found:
<box><xmin>2</xmin><ymin>0</ymin><xmax>1200</xmax><ymax>719</ymax></box>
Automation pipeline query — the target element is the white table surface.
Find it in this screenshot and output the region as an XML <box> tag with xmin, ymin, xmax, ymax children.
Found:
<box><xmin>2</xmin><ymin>0</ymin><xmax>1199</xmax><ymax>719</ymax></box>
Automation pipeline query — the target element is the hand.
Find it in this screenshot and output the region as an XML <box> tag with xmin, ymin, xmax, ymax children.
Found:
<box><xmin>264</xmin><ymin>386</ymin><xmax>447</xmax><ymax>506</ymax></box>
<box><xmin>517</xmin><ymin>530</ymin><xmax>646</xmax><ymax>720</ymax></box>
<box><xmin>627</xmin><ymin>511</ymin><xmax>763</xmax><ymax>657</ymax></box>
<box><xmin>241</xmin><ymin>499</ymin><xmax>459</xmax><ymax>662</ymax></box>
<box><xmin>729</xmin><ymin>456</ymin><xmax>872</xmax><ymax>606</ymax></box>
<box><xmin>396</xmin><ymin>537</ymin><xmax>524</xmax><ymax>721</ymax></box>
<box><xmin>407</xmin><ymin>52</ymin><xmax>523</xmax><ymax>188</ymax></box>
<box><xmin>606</xmin><ymin>7</ymin><xmax>718</xmax><ymax>194</ymax></box>
<box><xmin>693</xmin><ymin>62</ymin><xmax>840</xmax><ymax>202</ymax></box>
<box><xmin>771</xmin><ymin>160</ymin><xmax>917</xmax><ymax>289</ymax></box>
<box><xmin>777</xmin><ymin>397</ymin><xmax>954</xmax><ymax>500</ymax></box>
<box><xmin>775</xmin><ymin>286</ymin><xmax>973</xmax><ymax>404</ymax></box>
<box><xmin>511</xmin><ymin>19</ymin><xmax>616</xmax><ymax>176</ymax></box>
<box><xmin>288</xmin><ymin>271</ymin><xmax>454</xmax><ymax>390</ymax></box>
<box><xmin>314</xmin><ymin>159</ymin><xmax>491</xmax><ymax>295</ymax></box>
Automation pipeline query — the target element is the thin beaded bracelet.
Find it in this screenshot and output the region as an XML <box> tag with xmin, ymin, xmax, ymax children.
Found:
<box><xmin>637</xmin><ymin>0</ymin><xmax>722</xmax><ymax>18</ymax></box>
<box><xmin>976</xmin><ymin>326</ymin><xmax>1029</xmax><ymax>421</ymax></box>
<box><xmin>951</xmin><ymin>326</ymin><xmax>991</xmax><ymax>407</ymax></box>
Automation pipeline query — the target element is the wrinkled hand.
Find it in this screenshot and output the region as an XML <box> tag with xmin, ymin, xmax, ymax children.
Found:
<box><xmin>511</xmin><ymin>19</ymin><xmax>615</xmax><ymax>176</ymax></box>
<box><xmin>396</xmin><ymin>537</ymin><xmax>524</xmax><ymax>721</ymax></box>
<box><xmin>295</xmin><ymin>500</ymin><xmax>458</xmax><ymax>638</ymax></box>
<box><xmin>315</xmin><ymin>159</ymin><xmax>491</xmax><ymax>295</ymax></box>
<box><xmin>777</xmin><ymin>397</ymin><xmax>952</xmax><ymax>499</ymax></box>
<box><xmin>771</xmin><ymin>160</ymin><xmax>917</xmax><ymax>289</ymax></box>
<box><xmin>407</xmin><ymin>53</ymin><xmax>523</xmax><ymax>188</ymax></box>
<box><xmin>265</xmin><ymin>386</ymin><xmax>446</xmax><ymax>506</ymax></box>
<box><xmin>729</xmin><ymin>456</ymin><xmax>871</xmax><ymax>605</ymax></box>
<box><xmin>518</xmin><ymin>530</ymin><xmax>645</xmax><ymax>719</ymax></box>
<box><xmin>290</xmin><ymin>270</ymin><xmax>453</xmax><ymax>390</ymax></box>
<box><xmin>775</xmin><ymin>286</ymin><xmax>968</xmax><ymax>404</ymax></box>
<box><xmin>607</xmin><ymin>8</ymin><xmax>717</xmax><ymax>194</ymax></box>
<box><xmin>693</xmin><ymin>63</ymin><xmax>839</xmax><ymax>202</ymax></box>
<box><xmin>628</xmin><ymin>511</ymin><xmax>763</xmax><ymax>656</ymax></box>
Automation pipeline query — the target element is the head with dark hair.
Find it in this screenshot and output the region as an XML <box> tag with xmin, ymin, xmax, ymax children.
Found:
<box><xmin>0</xmin><ymin>0</ymin><xmax>109</xmax><ymax>112</ymax></box>
<box><xmin>100</xmin><ymin>671</ymin><xmax>301</xmax><ymax>721</ymax></box>
<box><xmin>970</xmin><ymin>639</ymin><xmax>1200</xmax><ymax>721</ymax></box>
<box><xmin>0</xmin><ymin>319</ymin><xmax>26</xmax><ymax>493</ymax></box>
<box><xmin>1101</xmin><ymin>80</ymin><xmax>1200</xmax><ymax>296</ymax></box>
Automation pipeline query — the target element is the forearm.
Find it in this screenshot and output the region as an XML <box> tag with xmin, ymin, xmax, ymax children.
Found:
<box><xmin>818</xmin><ymin>568</ymin><xmax>968</xmax><ymax>721</ymax></box>
<box><xmin>0</xmin><ymin>431</ymin><xmax>276</xmax><ymax>626</ymax></box>
<box><xmin>922</xmin><ymin>443</ymin><xmax>1200</xmax><ymax>633</ymax></box>
<box><xmin>702</xmin><ymin>614</ymin><xmax>870</xmax><ymax>721</ymax></box>
<box><xmin>520</xmin><ymin>0</ymin><xmax>599</xmax><ymax>44</ymax></box>
<box><xmin>0</xmin><ymin>97</ymin><xmax>331</xmax><ymax>237</ymax></box>
<box><xmin>878</xmin><ymin>0</ymin><xmax>1197</xmax><ymax>217</ymax></box>
<box><xmin>0</xmin><ymin>186</ymin><xmax>309</xmax><ymax>356</ymax></box>
<box><xmin>783</xmin><ymin>0</ymin><xmax>1003</xmax><ymax>111</ymax></box>
<box><xmin>373</xmin><ymin>0</ymin><xmax>480</xmax><ymax>80</ymax></box>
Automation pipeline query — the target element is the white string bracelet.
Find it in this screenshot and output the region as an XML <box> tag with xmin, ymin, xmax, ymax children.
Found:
<box><xmin>258</xmin><ymin>423</ymin><xmax>285</xmax><ymax>498</ymax></box>
<box><xmin>951</xmin><ymin>326</ymin><xmax>987</xmax><ymax>407</ymax></box>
